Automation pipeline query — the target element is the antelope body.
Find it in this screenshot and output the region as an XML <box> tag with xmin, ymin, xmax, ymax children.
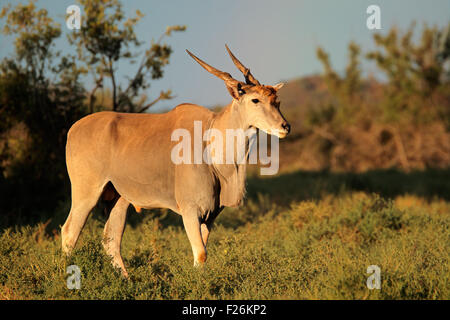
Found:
<box><xmin>61</xmin><ymin>46</ymin><xmax>290</xmax><ymax>276</ymax></box>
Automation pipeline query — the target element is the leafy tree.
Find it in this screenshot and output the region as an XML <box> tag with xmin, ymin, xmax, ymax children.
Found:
<box><xmin>0</xmin><ymin>1</ymin><xmax>86</xmax><ymax>220</ymax></box>
<box><xmin>69</xmin><ymin>0</ymin><xmax>185</xmax><ymax>112</ymax></box>
<box><xmin>316</xmin><ymin>42</ymin><xmax>363</xmax><ymax>127</ymax></box>
<box><xmin>311</xmin><ymin>24</ymin><xmax>450</xmax><ymax>171</ymax></box>
<box><xmin>0</xmin><ymin>0</ymin><xmax>185</xmax><ymax>222</ymax></box>
<box><xmin>366</xmin><ymin>24</ymin><xmax>450</xmax><ymax>125</ymax></box>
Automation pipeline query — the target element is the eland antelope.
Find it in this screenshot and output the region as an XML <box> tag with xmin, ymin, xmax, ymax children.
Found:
<box><xmin>61</xmin><ymin>45</ymin><xmax>290</xmax><ymax>276</ymax></box>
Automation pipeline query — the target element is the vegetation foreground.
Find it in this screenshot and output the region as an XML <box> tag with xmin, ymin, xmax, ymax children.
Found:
<box><xmin>0</xmin><ymin>170</ymin><xmax>449</xmax><ymax>300</ymax></box>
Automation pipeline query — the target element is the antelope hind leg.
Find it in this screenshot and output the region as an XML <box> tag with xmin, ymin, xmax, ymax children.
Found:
<box><xmin>103</xmin><ymin>196</ymin><xmax>130</xmax><ymax>277</ymax></box>
<box><xmin>61</xmin><ymin>181</ymin><xmax>105</xmax><ymax>255</ymax></box>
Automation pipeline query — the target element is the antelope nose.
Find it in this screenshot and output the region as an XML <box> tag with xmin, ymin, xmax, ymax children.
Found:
<box><xmin>282</xmin><ymin>122</ymin><xmax>291</xmax><ymax>134</ymax></box>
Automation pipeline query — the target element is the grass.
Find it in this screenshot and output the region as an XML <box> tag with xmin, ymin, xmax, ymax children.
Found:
<box><xmin>0</xmin><ymin>169</ymin><xmax>449</xmax><ymax>299</ymax></box>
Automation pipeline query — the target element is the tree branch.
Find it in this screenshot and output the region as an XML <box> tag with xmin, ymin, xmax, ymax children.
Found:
<box><xmin>107</xmin><ymin>56</ymin><xmax>118</xmax><ymax>111</ymax></box>
<box><xmin>137</xmin><ymin>90</ymin><xmax>172</xmax><ymax>113</ymax></box>
<box><xmin>88</xmin><ymin>75</ymin><xmax>103</xmax><ymax>113</ymax></box>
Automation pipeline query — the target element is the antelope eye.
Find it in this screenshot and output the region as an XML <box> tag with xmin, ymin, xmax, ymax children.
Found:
<box><xmin>251</xmin><ymin>99</ymin><xmax>260</xmax><ymax>104</ymax></box>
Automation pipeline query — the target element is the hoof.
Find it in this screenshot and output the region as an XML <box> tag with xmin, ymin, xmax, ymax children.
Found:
<box><xmin>194</xmin><ymin>251</ymin><xmax>207</xmax><ymax>267</ymax></box>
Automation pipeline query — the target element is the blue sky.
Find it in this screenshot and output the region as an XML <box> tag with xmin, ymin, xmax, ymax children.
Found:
<box><xmin>0</xmin><ymin>0</ymin><xmax>449</xmax><ymax>110</ymax></box>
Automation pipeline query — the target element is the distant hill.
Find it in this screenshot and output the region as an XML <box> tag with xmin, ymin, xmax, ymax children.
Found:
<box><xmin>278</xmin><ymin>75</ymin><xmax>331</xmax><ymax>110</ymax></box>
<box><xmin>277</xmin><ymin>74</ymin><xmax>383</xmax><ymax>132</ymax></box>
<box><xmin>278</xmin><ymin>74</ymin><xmax>383</xmax><ymax>110</ymax></box>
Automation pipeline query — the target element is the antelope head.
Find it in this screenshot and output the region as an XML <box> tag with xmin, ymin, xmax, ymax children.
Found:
<box><xmin>186</xmin><ymin>45</ymin><xmax>291</xmax><ymax>138</ymax></box>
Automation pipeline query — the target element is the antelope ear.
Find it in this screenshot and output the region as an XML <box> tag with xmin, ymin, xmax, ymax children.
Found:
<box><xmin>272</xmin><ymin>82</ymin><xmax>284</xmax><ymax>91</ymax></box>
<box><xmin>237</xmin><ymin>83</ymin><xmax>246</xmax><ymax>96</ymax></box>
<box><xmin>226</xmin><ymin>82</ymin><xmax>246</xmax><ymax>100</ymax></box>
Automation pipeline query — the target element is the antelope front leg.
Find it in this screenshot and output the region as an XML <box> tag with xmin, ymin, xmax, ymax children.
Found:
<box><xmin>182</xmin><ymin>212</ymin><xmax>207</xmax><ymax>267</ymax></box>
